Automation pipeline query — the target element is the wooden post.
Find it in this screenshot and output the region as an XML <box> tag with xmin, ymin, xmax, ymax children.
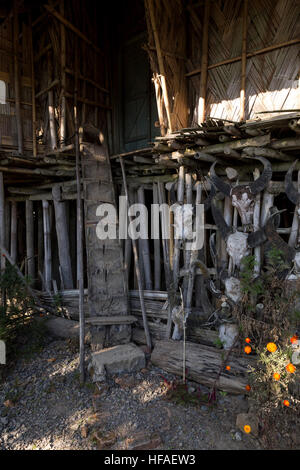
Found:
<box><xmin>146</xmin><ymin>0</ymin><xmax>173</xmax><ymax>133</ymax></box>
<box><xmin>120</xmin><ymin>157</ymin><xmax>152</xmax><ymax>350</ymax></box>
<box><xmin>42</xmin><ymin>200</ymin><xmax>52</xmax><ymax>292</ymax></box>
<box><xmin>173</xmin><ymin>166</ymin><xmax>185</xmax><ymax>289</ymax></box>
<box><xmin>153</xmin><ymin>183</ymin><xmax>161</xmax><ymax>290</ymax></box>
<box><xmin>137</xmin><ymin>186</ymin><xmax>153</xmax><ymax>290</ymax></box>
<box><xmin>240</xmin><ymin>0</ymin><xmax>248</xmax><ymax>121</ymax></box>
<box><xmin>37</xmin><ymin>202</ymin><xmax>44</xmax><ymax>286</ymax></box>
<box><xmin>52</xmin><ymin>187</ymin><xmax>73</xmax><ymax>289</ymax></box>
<box><xmin>10</xmin><ymin>201</ymin><xmax>17</xmax><ymax>264</ymax></box>
<box><xmin>0</xmin><ymin>173</ymin><xmax>5</xmax><ymax>271</ymax></box>
<box><xmin>74</xmin><ymin>38</ymin><xmax>85</xmax><ymax>383</ymax></box>
<box><xmin>13</xmin><ymin>0</ymin><xmax>23</xmax><ymax>154</ymax></box>
<box><xmin>182</xmin><ymin>173</ymin><xmax>193</xmax><ymax>302</ymax></box>
<box><xmin>198</xmin><ymin>0</ymin><xmax>210</xmax><ymax>124</ymax></box>
<box><xmin>185</xmin><ymin>182</ymin><xmax>203</xmax><ymax>313</ymax></box>
<box><xmin>26</xmin><ymin>200</ymin><xmax>35</xmax><ymax>284</ymax></box>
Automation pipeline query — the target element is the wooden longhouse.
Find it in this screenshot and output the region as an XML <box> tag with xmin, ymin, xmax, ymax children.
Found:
<box><xmin>0</xmin><ymin>0</ymin><xmax>299</xmax><ymax>389</ymax></box>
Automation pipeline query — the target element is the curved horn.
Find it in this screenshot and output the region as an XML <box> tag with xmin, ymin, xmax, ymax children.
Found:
<box><xmin>285</xmin><ymin>160</ymin><xmax>299</xmax><ymax>205</ymax></box>
<box><xmin>209</xmin><ymin>162</ymin><xmax>231</xmax><ymax>197</ymax></box>
<box><xmin>248</xmin><ymin>206</ymin><xmax>281</xmax><ymax>248</ymax></box>
<box><xmin>211</xmin><ymin>202</ymin><xmax>232</xmax><ymax>241</ymax></box>
<box><xmin>204</xmin><ymin>184</ymin><xmax>216</xmax><ymax>212</ymax></box>
<box><xmin>249</xmin><ymin>157</ymin><xmax>272</xmax><ymax>195</ymax></box>
<box><xmin>264</xmin><ymin>210</ymin><xmax>295</xmax><ymax>263</ymax></box>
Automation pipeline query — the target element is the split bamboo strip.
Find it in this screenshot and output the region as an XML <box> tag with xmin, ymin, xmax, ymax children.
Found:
<box><xmin>198</xmin><ymin>0</ymin><xmax>210</xmax><ymax>123</ymax></box>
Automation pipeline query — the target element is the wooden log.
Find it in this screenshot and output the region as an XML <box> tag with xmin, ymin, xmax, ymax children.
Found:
<box><xmin>26</xmin><ymin>200</ymin><xmax>35</xmax><ymax>284</ymax></box>
<box><xmin>52</xmin><ymin>186</ymin><xmax>73</xmax><ymax>289</ymax></box>
<box><xmin>151</xmin><ymin>340</ymin><xmax>252</xmax><ymax>394</ymax></box>
<box><xmin>42</xmin><ymin>200</ymin><xmax>52</xmax><ymax>291</ymax></box>
<box><xmin>10</xmin><ymin>201</ymin><xmax>17</xmax><ymax>264</ymax></box>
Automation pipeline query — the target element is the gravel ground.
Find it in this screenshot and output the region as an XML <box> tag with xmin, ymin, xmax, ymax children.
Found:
<box><xmin>0</xmin><ymin>337</ymin><xmax>260</xmax><ymax>450</ymax></box>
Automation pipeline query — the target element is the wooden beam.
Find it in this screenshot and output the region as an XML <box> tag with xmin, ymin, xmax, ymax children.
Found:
<box><xmin>44</xmin><ymin>4</ymin><xmax>104</xmax><ymax>57</ymax></box>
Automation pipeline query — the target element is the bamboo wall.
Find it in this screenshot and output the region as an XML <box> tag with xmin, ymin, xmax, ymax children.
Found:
<box><xmin>145</xmin><ymin>0</ymin><xmax>300</xmax><ymax>129</ymax></box>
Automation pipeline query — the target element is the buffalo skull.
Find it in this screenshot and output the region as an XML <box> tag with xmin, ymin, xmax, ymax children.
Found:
<box><xmin>209</xmin><ymin>157</ymin><xmax>272</xmax><ymax>226</ymax></box>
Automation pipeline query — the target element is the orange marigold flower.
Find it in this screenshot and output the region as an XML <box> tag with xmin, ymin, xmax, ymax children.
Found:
<box><xmin>244</xmin><ymin>425</ymin><xmax>251</xmax><ymax>434</ymax></box>
<box><xmin>226</xmin><ymin>365</ymin><xmax>231</xmax><ymax>371</ymax></box>
<box><xmin>245</xmin><ymin>385</ymin><xmax>251</xmax><ymax>391</ymax></box>
<box><xmin>290</xmin><ymin>335</ymin><xmax>299</xmax><ymax>344</ymax></box>
<box><xmin>245</xmin><ymin>338</ymin><xmax>251</xmax><ymax>343</ymax></box>
<box><xmin>266</xmin><ymin>342</ymin><xmax>277</xmax><ymax>353</ymax></box>
<box><xmin>283</xmin><ymin>400</ymin><xmax>290</xmax><ymax>407</ymax></box>
<box><xmin>244</xmin><ymin>346</ymin><xmax>252</xmax><ymax>354</ymax></box>
<box><xmin>286</xmin><ymin>363</ymin><xmax>296</xmax><ymax>374</ymax></box>
<box><xmin>273</xmin><ymin>373</ymin><xmax>280</xmax><ymax>381</ymax></box>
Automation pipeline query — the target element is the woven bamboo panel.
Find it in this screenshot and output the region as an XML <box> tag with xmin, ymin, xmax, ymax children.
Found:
<box><xmin>187</xmin><ymin>0</ymin><xmax>300</xmax><ymax>123</ymax></box>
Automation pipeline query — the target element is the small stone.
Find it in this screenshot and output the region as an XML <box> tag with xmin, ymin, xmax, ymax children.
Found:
<box><xmin>80</xmin><ymin>424</ymin><xmax>88</xmax><ymax>439</ymax></box>
<box><xmin>234</xmin><ymin>432</ymin><xmax>242</xmax><ymax>441</ymax></box>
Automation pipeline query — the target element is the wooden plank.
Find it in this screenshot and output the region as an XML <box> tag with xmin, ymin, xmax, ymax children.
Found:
<box><xmin>85</xmin><ymin>315</ymin><xmax>138</xmax><ymax>325</ymax></box>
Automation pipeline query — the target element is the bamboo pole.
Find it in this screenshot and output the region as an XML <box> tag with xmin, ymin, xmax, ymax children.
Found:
<box><xmin>60</xmin><ymin>0</ymin><xmax>66</xmax><ymax>147</ymax></box>
<box><xmin>0</xmin><ymin>173</ymin><xmax>5</xmax><ymax>271</ymax></box>
<box><xmin>120</xmin><ymin>156</ymin><xmax>152</xmax><ymax>351</ymax></box>
<box><xmin>240</xmin><ymin>0</ymin><xmax>248</xmax><ymax>121</ymax></box>
<box><xmin>74</xmin><ymin>38</ymin><xmax>85</xmax><ymax>383</ymax></box>
<box><xmin>29</xmin><ymin>14</ymin><xmax>37</xmax><ymax>157</ymax></box>
<box><xmin>26</xmin><ymin>200</ymin><xmax>35</xmax><ymax>284</ymax></box>
<box><xmin>253</xmin><ymin>168</ymin><xmax>261</xmax><ymax>276</ymax></box>
<box><xmin>13</xmin><ymin>0</ymin><xmax>23</xmax><ymax>154</ymax></box>
<box><xmin>153</xmin><ymin>183</ymin><xmax>161</xmax><ymax>290</ymax></box>
<box><xmin>48</xmin><ymin>52</ymin><xmax>57</xmax><ymax>151</ymax></box>
<box><xmin>198</xmin><ymin>0</ymin><xmax>210</xmax><ymax>124</ymax></box>
<box><xmin>44</xmin><ymin>4</ymin><xmax>104</xmax><ymax>56</ymax></box>
<box><xmin>146</xmin><ymin>0</ymin><xmax>173</xmax><ymax>133</ymax></box>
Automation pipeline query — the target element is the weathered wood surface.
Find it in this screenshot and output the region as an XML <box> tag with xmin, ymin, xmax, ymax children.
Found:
<box><xmin>151</xmin><ymin>340</ymin><xmax>253</xmax><ymax>394</ymax></box>
<box><xmin>86</xmin><ymin>315</ymin><xmax>137</xmax><ymax>326</ymax></box>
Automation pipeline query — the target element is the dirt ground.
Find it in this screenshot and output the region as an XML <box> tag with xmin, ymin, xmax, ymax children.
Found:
<box><xmin>0</xmin><ymin>336</ymin><xmax>287</xmax><ymax>451</ymax></box>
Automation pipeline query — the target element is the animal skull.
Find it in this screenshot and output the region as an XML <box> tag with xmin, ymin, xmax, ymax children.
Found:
<box><xmin>209</xmin><ymin>157</ymin><xmax>272</xmax><ymax>227</ymax></box>
<box><xmin>226</xmin><ymin>232</ymin><xmax>250</xmax><ymax>268</ymax></box>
